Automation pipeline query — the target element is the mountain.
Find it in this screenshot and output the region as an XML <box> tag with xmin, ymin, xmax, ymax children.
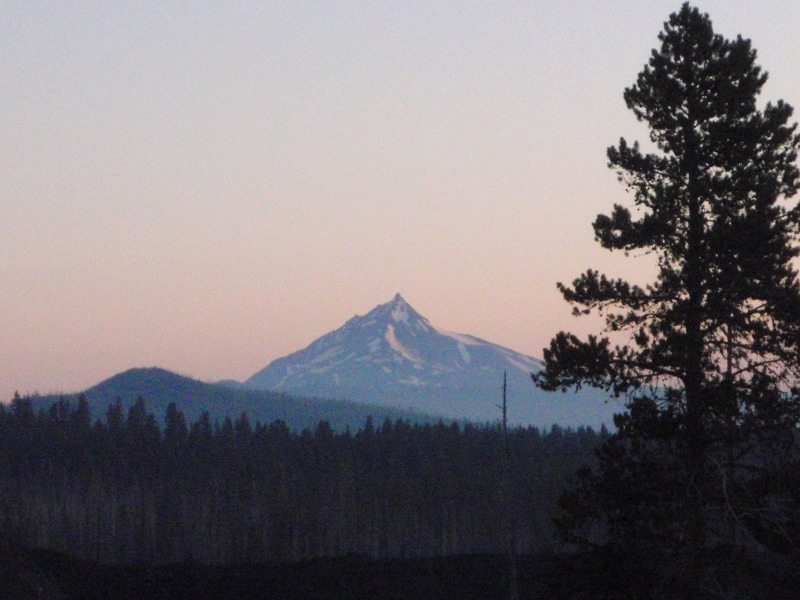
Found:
<box><xmin>246</xmin><ymin>294</ymin><xmax>620</xmax><ymax>428</ymax></box>
<box><xmin>28</xmin><ymin>367</ymin><xmax>443</xmax><ymax>432</ymax></box>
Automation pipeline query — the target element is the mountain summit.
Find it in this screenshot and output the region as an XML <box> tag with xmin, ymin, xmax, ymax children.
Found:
<box><xmin>246</xmin><ymin>295</ymin><xmax>617</xmax><ymax>427</ymax></box>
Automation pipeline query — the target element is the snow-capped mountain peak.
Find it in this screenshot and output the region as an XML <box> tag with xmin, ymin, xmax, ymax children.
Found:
<box><xmin>245</xmin><ymin>295</ymin><xmax>614</xmax><ymax>427</ymax></box>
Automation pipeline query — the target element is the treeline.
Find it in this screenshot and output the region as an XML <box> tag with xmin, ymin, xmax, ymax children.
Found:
<box><xmin>0</xmin><ymin>394</ymin><xmax>605</xmax><ymax>564</ymax></box>
<box><xmin>27</xmin><ymin>367</ymin><xmax>446</xmax><ymax>434</ymax></box>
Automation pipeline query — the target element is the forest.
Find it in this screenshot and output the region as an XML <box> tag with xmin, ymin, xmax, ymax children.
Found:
<box><xmin>0</xmin><ymin>394</ymin><xmax>603</xmax><ymax>565</ymax></box>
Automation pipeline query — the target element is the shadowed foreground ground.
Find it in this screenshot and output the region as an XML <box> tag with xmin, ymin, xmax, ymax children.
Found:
<box><xmin>6</xmin><ymin>545</ymin><xmax>799</xmax><ymax>598</ymax></box>
<box><xmin>0</xmin><ymin>547</ymin><xmax>558</xmax><ymax>600</ymax></box>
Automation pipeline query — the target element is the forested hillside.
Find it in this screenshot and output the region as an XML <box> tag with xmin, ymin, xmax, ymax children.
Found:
<box><xmin>27</xmin><ymin>367</ymin><xmax>442</xmax><ymax>433</ymax></box>
<box><xmin>0</xmin><ymin>395</ymin><xmax>605</xmax><ymax>565</ymax></box>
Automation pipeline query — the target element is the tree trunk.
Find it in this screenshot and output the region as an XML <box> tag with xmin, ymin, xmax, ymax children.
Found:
<box><xmin>684</xmin><ymin>143</ymin><xmax>708</xmax><ymax>598</ymax></box>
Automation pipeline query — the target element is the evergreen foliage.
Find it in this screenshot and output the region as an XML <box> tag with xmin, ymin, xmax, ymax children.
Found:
<box><xmin>0</xmin><ymin>395</ymin><xmax>602</xmax><ymax>565</ymax></box>
<box><xmin>534</xmin><ymin>4</ymin><xmax>800</xmax><ymax>597</ymax></box>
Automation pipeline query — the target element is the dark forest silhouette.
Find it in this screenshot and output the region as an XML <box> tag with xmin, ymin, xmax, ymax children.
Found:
<box><xmin>0</xmin><ymin>394</ymin><xmax>602</xmax><ymax>565</ymax></box>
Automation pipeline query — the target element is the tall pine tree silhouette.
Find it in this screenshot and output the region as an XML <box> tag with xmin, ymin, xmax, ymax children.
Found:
<box><xmin>535</xmin><ymin>4</ymin><xmax>800</xmax><ymax>597</ymax></box>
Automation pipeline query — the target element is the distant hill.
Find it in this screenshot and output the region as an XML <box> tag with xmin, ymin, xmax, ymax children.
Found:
<box><xmin>247</xmin><ymin>294</ymin><xmax>620</xmax><ymax>428</ymax></box>
<box><xmin>27</xmin><ymin>367</ymin><xmax>444</xmax><ymax>432</ymax></box>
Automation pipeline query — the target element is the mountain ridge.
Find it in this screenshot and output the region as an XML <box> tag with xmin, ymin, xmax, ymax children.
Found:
<box><xmin>27</xmin><ymin>367</ymin><xmax>443</xmax><ymax>432</ymax></box>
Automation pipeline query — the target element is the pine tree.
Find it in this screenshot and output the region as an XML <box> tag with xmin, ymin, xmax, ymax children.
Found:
<box><xmin>535</xmin><ymin>4</ymin><xmax>800</xmax><ymax>597</ymax></box>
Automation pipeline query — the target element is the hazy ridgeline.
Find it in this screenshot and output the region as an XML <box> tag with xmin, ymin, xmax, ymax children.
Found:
<box><xmin>0</xmin><ymin>395</ymin><xmax>604</xmax><ymax>564</ymax></box>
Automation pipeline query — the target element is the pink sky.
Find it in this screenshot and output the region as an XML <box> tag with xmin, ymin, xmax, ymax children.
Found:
<box><xmin>2</xmin><ymin>2</ymin><xmax>800</xmax><ymax>399</ymax></box>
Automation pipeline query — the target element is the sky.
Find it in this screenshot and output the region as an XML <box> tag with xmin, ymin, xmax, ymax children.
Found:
<box><xmin>2</xmin><ymin>1</ymin><xmax>800</xmax><ymax>400</ymax></box>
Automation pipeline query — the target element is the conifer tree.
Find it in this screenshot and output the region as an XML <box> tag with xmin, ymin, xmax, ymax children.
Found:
<box><xmin>535</xmin><ymin>4</ymin><xmax>800</xmax><ymax>596</ymax></box>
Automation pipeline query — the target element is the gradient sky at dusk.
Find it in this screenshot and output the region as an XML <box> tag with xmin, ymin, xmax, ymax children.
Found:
<box><xmin>3</xmin><ymin>2</ymin><xmax>800</xmax><ymax>400</ymax></box>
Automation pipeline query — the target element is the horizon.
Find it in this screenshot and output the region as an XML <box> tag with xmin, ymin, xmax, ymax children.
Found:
<box><xmin>13</xmin><ymin>291</ymin><xmax>538</xmax><ymax>394</ymax></box>
<box><xmin>4</xmin><ymin>2</ymin><xmax>800</xmax><ymax>406</ymax></box>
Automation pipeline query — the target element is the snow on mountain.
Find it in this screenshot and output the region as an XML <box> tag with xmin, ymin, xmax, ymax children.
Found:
<box><xmin>245</xmin><ymin>294</ymin><xmax>618</xmax><ymax>428</ymax></box>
